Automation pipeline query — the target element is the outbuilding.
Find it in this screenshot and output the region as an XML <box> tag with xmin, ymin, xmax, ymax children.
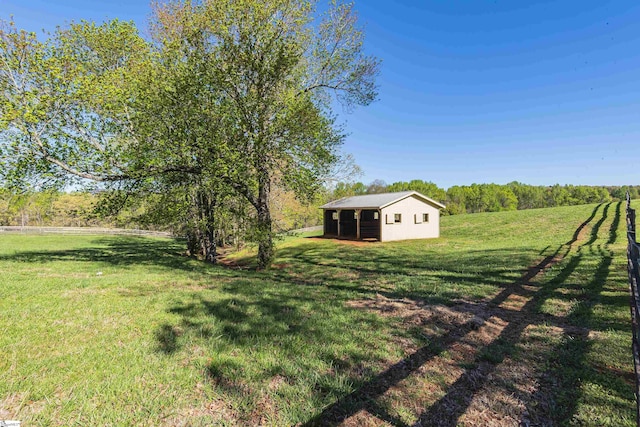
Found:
<box><xmin>320</xmin><ymin>191</ymin><xmax>446</xmax><ymax>242</ymax></box>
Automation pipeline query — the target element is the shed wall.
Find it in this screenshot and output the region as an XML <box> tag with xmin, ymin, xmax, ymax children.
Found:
<box><xmin>380</xmin><ymin>196</ymin><xmax>440</xmax><ymax>241</ymax></box>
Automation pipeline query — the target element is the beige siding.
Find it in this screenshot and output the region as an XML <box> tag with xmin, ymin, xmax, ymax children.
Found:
<box><xmin>380</xmin><ymin>195</ymin><xmax>440</xmax><ymax>241</ymax></box>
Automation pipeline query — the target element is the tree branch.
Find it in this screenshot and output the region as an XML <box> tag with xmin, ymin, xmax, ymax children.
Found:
<box><xmin>223</xmin><ymin>175</ymin><xmax>258</xmax><ymax>209</ymax></box>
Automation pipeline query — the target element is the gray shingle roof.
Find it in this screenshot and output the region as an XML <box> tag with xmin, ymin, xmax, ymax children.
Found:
<box><xmin>320</xmin><ymin>191</ymin><xmax>446</xmax><ymax>210</ymax></box>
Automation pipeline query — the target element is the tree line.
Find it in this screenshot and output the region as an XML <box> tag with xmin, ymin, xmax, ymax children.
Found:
<box><xmin>0</xmin><ymin>186</ymin><xmax>322</xmax><ymax>243</ymax></box>
<box><xmin>3</xmin><ymin>182</ymin><xmax>637</xmax><ymax>232</ymax></box>
<box><xmin>330</xmin><ymin>180</ymin><xmax>640</xmax><ymax>215</ymax></box>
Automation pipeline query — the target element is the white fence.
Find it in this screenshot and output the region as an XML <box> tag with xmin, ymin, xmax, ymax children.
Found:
<box><xmin>0</xmin><ymin>226</ymin><xmax>172</xmax><ymax>238</ymax></box>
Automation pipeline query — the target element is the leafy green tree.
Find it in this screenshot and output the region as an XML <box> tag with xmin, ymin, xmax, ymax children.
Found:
<box><xmin>483</xmin><ymin>184</ymin><xmax>517</xmax><ymax>212</ymax></box>
<box><xmin>386</xmin><ymin>179</ymin><xmax>446</xmax><ymax>203</ymax></box>
<box><xmin>508</xmin><ymin>182</ymin><xmax>546</xmax><ymax>210</ymax></box>
<box><xmin>610</xmin><ymin>186</ymin><xmax>639</xmax><ymax>201</ymax></box>
<box><xmin>331</xmin><ymin>181</ymin><xmax>367</xmax><ymax>199</ymax></box>
<box><xmin>0</xmin><ymin>19</ymin><xmax>150</xmax><ymax>187</ymax></box>
<box><xmin>1</xmin><ymin>1</ymin><xmax>379</xmax><ymax>269</ymax></box>
<box><xmin>445</xmin><ymin>185</ymin><xmax>467</xmax><ymax>215</ymax></box>
<box><xmin>146</xmin><ymin>0</ymin><xmax>379</xmax><ymax>268</ymax></box>
<box><xmin>445</xmin><ymin>183</ymin><xmax>516</xmax><ymax>214</ymax></box>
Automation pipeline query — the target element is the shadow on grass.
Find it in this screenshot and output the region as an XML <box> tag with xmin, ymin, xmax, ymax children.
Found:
<box><xmin>155</xmin><ymin>323</ymin><xmax>182</xmax><ymax>354</ymax></box>
<box><xmin>302</xmin><ymin>202</ymin><xmax>632</xmax><ymax>426</ymax></box>
<box><xmin>4</xmin><ymin>204</ymin><xmax>628</xmax><ymax>424</ymax></box>
<box><xmin>0</xmin><ymin>236</ymin><xmax>213</xmax><ymax>274</ymax></box>
<box><xmin>146</xmin><ymin>202</ymin><xmax>631</xmax><ymax>426</ymax></box>
<box><xmin>270</xmin><ymin>244</ymin><xmax>542</xmax><ymax>308</ymax></box>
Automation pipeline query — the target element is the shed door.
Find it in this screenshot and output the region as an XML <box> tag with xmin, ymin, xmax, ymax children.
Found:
<box><xmin>324</xmin><ymin>210</ymin><xmax>338</xmax><ymax>235</ymax></box>
<box><xmin>360</xmin><ymin>210</ymin><xmax>380</xmax><ymax>240</ymax></box>
<box><xmin>339</xmin><ymin>210</ymin><xmax>357</xmax><ymax>238</ymax></box>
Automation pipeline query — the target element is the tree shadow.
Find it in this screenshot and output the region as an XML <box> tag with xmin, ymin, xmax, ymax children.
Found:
<box><xmin>155</xmin><ymin>324</ymin><xmax>182</xmax><ymax>354</ymax></box>
<box><xmin>303</xmin><ymin>202</ymin><xmax>631</xmax><ymax>426</ymax></box>
<box><xmin>273</xmin><ymin>243</ymin><xmax>541</xmax><ymax>305</ymax></box>
<box><xmin>0</xmin><ymin>236</ymin><xmax>214</xmax><ymax>274</ymax></box>
<box><xmin>5</xmin><ymin>203</ymin><xmax>629</xmax><ymax>423</ymax></box>
<box><xmin>569</xmin><ymin>203</ymin><xmax>602</xmax><ymax>246</ymax></box>
<box><xmin>155</xmin><ymin>277</ymin><xmax>397</xmax><ymax>421</ymax></box>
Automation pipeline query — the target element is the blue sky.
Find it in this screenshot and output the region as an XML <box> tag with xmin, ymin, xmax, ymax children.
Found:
<box><xmin>2</xmin><ymin>0</ymin><xmax>639</xmax><ymax>188</ymax></box>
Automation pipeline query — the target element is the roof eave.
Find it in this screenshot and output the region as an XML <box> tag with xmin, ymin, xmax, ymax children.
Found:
<box><xmin>319</xmin><ymin>191</ymin><xmax>446</xmax><ymax>210</ymax></box>
<box><xmin>379</xmin><ymin>191</ymin><xmax>446</xmax><ymax>210</ymax></box>
<box><xmin>320</xmin><ymin>205</ymin><xmax>382</xmax><ymax>210</ymax></box>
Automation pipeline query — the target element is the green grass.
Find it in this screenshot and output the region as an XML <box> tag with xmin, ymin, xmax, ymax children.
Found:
<box><xmin>0</xmin><ymin>202</ymin><xmax>636</xmax><ymax>426</ymax></box>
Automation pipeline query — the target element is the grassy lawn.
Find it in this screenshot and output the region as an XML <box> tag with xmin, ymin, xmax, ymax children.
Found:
<box><xmin>0</xmin><ymin>202</ymin><xmax>636</xmax><ymax>426</ymax></box>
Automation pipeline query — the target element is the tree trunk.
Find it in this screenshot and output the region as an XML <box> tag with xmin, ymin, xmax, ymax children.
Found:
<box><xmin>185</xmin><ymin>187</ymin><xmax>218</xmax><ymax>264</ymax></box>
<box><xmin>186</xmin><ymin>228</ymin><xmax>201</xmax><ymax>257</ymax></box>
<box><xmin>256</xmin><ymin>171</ymin><xmax>273</xmax><ymax>270</ymax></box>
<box><xmin>256</xmin><ymin>213</ymin><xmax>273</xmax><ymax>269</ymax></box>
<box><xmin>200</xmin><ymin>189</ymin><xmax>217</xmax><ymax>264</ymax></box>
<box><xmin>202</xmin><ymin>222</ymin><xmax>217</xmax><ymax>264</ymax></box>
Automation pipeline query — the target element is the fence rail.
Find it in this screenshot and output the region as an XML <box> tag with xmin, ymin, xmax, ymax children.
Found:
<box><xmin>626</xmin><ymin>192</ymin><xmax>640</xmax><ymax>426</ymax></box>
<box><xmin>0</xmin><ymin>226</ymin><xmax>173</xmax><ymax>238</ymax></box>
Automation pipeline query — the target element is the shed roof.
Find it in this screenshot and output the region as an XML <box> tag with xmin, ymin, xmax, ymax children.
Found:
<box><xmin>320</xmin><ymin>191</ymin><xmax>446</xmax><ymax>210</ymax></box>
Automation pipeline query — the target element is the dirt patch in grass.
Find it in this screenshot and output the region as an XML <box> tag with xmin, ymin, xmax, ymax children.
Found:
<box><xmin>346</xmin><ymin>295</ymin><xmax>479</xmax><ymax>328</ymax></box>
<box><xmin>452</xmin><ymin>323</ymin><xmax>573</xmax><ymax>427</ymax></box>
<box><xmin>215</xmin><ymin>256</ymin><xmax>249</xmax><ymax>269</ymax></box>
<box><xmin>165</xmin><ymin>398</ymin><xmax>233</xmax><ymax>426</ymax></box>
<box><xmin>268</xmin><ymin>374</ymin><xmax>287</xmax><ymax>391</ymax></box>
<box><xmin>305</xmin><ymin>236</ymin><xmax>379</xmax><ymax>247</ymax></box>
<box><xmin>0</xmin><ymin>392</ymin><xmax>25</xmax><ymax>419</ymax></box>
<box><xmin>344</xmin><ymin>295</ymin><xmax>519</xmax><ymax>424</ymax></box>
<box><xmin>342</xmin><ymin>296</ymin><xmax>563</xmax><ymax>425</ymax></box>
<box><xmin>0</xmin><ymin>392</ymin><xmax>47</xmax><ymax>422</ymax></box>
<box><xmin>341</xmin><ymin>409</ymin><xmax>393</xmax><ymax>426</ymax></box>
<box><xmin>340</xmin><ymin>236</ymin><xmax>586</xmax><ymax>427</ymax></box>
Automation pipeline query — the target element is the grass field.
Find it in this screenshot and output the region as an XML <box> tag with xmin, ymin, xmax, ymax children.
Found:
<box><xmin>0</xmin><ymin>202</ymin><xmax>636</xmax><ymax>426</ymax></box>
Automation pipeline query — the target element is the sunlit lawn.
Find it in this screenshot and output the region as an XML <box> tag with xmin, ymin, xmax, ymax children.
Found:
<box><xmin>0</xmin><ymin>201</ymin><xmax>635</xmax><ymax>425</ymax></box>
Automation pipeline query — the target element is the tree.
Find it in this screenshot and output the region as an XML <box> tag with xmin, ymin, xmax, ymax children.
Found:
<box><xmin>508</xmin><ymin>181</ymin><xmax>545</xmax><ymax>210</ymax></box>
<box><xmin>366</xmin><ymin>179</ymin><xmax>387</xmax><ymax>194</ymax></box>
<box><xmin>1</xmin><ymin>1</ymin><xmax>379</xmax><ymax>269</ymax></box>
<box><xmin>146</xmin><ymin>0</ymin><xmax>379</xmax><ymax>268</ymax></box>
<box><xmin>444</xmin><ymin>183</ymin><xmax>517</xmax><ymax>214</ymax></box>
<box><xmin>386</xmin><ymin>179</ymin><xmax>446</xmax><ymax>203</ymax></box>
<box><xmin>331</xmin><ymin>181</ymin><xmax>367</xmax><ymax>199</ymax></box>
<box><xmin>0</xmin><ymin>19</ymin><xmax>150</xmax><ymax>186</ymax></box>
<box><xmin>445</xmin><ymin>185</ymin><xmax>467</xmax><ymax>215</ymax></box>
